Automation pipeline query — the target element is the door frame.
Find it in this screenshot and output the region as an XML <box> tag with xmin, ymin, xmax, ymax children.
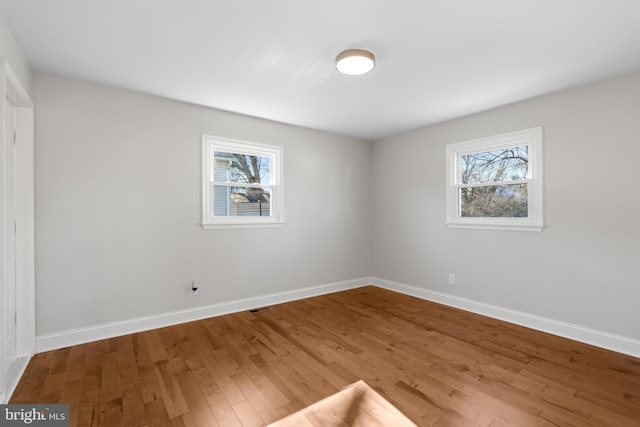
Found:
<box><xmin>0</xmin><ymin>59</ymin><xmax>35</xmax><ymax>404</ymax></box>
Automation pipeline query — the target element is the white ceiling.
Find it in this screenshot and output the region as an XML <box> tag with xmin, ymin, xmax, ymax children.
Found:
<box><xmin>1</xmin><ymin>0</ymin><xmax>639</xmax><ymax>141</ymax></box>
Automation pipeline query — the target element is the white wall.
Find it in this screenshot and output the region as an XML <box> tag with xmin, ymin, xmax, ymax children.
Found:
<box><xmin>372</xmin><ymin>72</ymin><xmax>640</xmax><ymax>341</ymax></box>
<box><xmin>33</xmin><ymin>73</ymin><xmax>372</xmax><ymax>337</ymax></box>
<box><xmin>31</xmin><ymin>67</ymin><xmax>640</xmax><ymax>352</ymax></box>
<box><xmin>0</xmin><ymin>14</ymin><xmax>31</xmax><ymax>94</ymax></box>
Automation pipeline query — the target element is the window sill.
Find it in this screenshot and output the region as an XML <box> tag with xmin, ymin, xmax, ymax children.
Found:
<box><xmin>446</xmin><ymin>221</ymin><xmax>543</xmax><ymax>232</ymax></box>
<box><xmin>201</xmin><ymin>221</ymin><xmax>284</xmax><ymax>230</ymax></box>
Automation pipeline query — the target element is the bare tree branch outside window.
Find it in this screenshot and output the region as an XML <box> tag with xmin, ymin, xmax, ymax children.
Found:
<box><xmin>230</xmin><ymin>154</ymin><xmax>270</xmax><ymax>202</ymax></box>
<box><xmin>460</xmin><ymin>145</ymin><xmax>528</xmax><ymax>217</ymax></box>
<box><xmin>212</xmin><ymin>151</ymin><xmax>272</xmax><ymax>216</ymax></box>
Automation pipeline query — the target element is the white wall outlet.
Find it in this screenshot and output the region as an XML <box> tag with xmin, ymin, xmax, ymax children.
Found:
<box><xmin>448</xmin><ymin>274</ymin><xmax>455</xmax><ymax>285</ymax></box>
<box><xmin>190</xmin><ymin>280</ymin><xmax>199</xmax><ymax>296</ymax></box>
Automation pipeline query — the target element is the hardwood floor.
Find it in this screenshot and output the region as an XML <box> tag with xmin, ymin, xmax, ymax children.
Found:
<box><xmin>10</xmin><ymin>286</ymin><xmax>640</xmax><ymax>426</ymax></box>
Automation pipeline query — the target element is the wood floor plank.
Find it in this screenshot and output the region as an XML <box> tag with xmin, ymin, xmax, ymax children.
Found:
<box><xmin>146</xmin><ymin>331</ymin><xmax>169</xmax><ymax>363</ymax></box>
<box><xmin>121</xmin><ymin>386</ymin><xmax>148</xmax><ymax>427</ymax></box>
<box><xmin>144</xmin><ymin>398</ymin><xmax>172</xmax><ymax>427</ymax></box>
<box><xmin>175</xmin><ymin>370</ymin><xmax>220</xmax><ymax>427</ymax></box>
<box><xmin>230</xmin><ymin>372</ymin><xmax>282</xmax><ymax>424</ymax></box>
<box><xmin>100</xmin><ymin>351</ymin><xmax>122</xmax><ymax>404</ymax></box>
<box><xmin>246</xmin><ymin>353</ymin><xmax>314</xmax><ymax>410</ymax></box>
<box><xmin>154</xmin><ymin>360</ymin><xmax>189</xmax><ymax>419</ymax></box>
<box><xmin>137</xmin><ymin>362</ymin><xmax>163</xmax><ymax>403</ymax></box>
<box><xmin>232</xmin><ymin>399</ymin><xmax>264</xmax><ymax>427</ymax></box>
<box><xmin>59</xmin><ymin>379</ymin><xmax>84</xmax><ymax>427</ymax></box>
<box><xmin>184</xmin><ymin>354</ymin><xmax>241</xmax><ymax>426</ymax></box>
<box><xmin>202</xmin><ymin>385</ymin><xmax>244</xmax><ymax>427</ymax></box>
<box><xmin>239</xmin><ymin>359</ymin><xmax>290</xmax><ymax>409</ymax></box>
<box><xmin>9</xmin><ymin>286</ymin><xmax>640</xmax><ymax>426</ymax></box>
<box><xmin>118</xmin><ymin>342</ymin><xmax>142</xmax><ymax>392</ymax></box>
<box><xmin>99</xmin><ymin>397</ymin><xmax>124</xmax><ymax>427</ymax></box>
<box><xmin>77</xmin><ymin>389</ymin><xmax>100</xmax><ymax>427</ymax></box>
<box><xmin>197</xmin><ymin>349</ymin><xmax>246</xmax><ymax>406</ymax></box>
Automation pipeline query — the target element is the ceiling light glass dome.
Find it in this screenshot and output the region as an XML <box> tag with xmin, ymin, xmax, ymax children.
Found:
<box><xmin>336</xmin><ymin>49</ymin><xmax>375</xmax><ymax>75</ymax></box>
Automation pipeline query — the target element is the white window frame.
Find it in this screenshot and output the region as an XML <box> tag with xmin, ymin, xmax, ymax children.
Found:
<box><xmin>201</xmin><ymin>135</ymin><xmax>284</xmax><ymax>229</ymax></box>
<box><xmin>446</xmin><ymin>127</ymin><xmax>543</xmax><ymax>232</ymax></box>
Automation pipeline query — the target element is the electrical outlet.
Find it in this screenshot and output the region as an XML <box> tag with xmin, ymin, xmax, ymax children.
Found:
<box><xmin>190</xmin><ymin>280</ymin><xmax>199</xmax><ymax>296</ymax></box>
<box><xmin>448</xmin><ymin>274</ymin><xmax>455</xmax><ymax>285</ymax></box>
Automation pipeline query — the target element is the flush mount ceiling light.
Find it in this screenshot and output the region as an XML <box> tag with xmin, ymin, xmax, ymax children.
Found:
<box><xmin>335</xmin><ymin>49</ymin><xmax>375</xmax><ymax>75</ymax></box>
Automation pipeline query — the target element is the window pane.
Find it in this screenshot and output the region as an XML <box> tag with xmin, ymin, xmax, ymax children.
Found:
<box><xmin>460</xmin><ymin>184</ymin><xmax>528</xmax><ymax>217</ymax></box>
<box><xmin>461</xmin><ymin>145</ymin><xmax>528</xmax><ymax>184</ymax></box>
<box><xmin>213</xmin><ymin>186</ymin><xmax>272</xmax><ymax>217</ymax></box>
<box><xmin>213</xmin><ymin>151</ymin><xmax>271</xmax><ymax>185</ymax></box>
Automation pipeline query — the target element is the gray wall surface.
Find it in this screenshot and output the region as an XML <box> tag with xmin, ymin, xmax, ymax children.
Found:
<box><xmin>371</xmin><ymin>72</ymin><xmax>640</xmax><ymax>340</ymax></box>
<box><xmin>0</xmin><ymin>14</ymin><xmax>31</xmax><ymax>94</ymax></box>
<box><xmin>27</xmin><ymin>64</ymin><xmax>640</xmax><ymax>344</ymax></box>
<box><xmin>34</xmin><ymin>73</ymin><xmax>372</xmax><ymax>336</ymax></box>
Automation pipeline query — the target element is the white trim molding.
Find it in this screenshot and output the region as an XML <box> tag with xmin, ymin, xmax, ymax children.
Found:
<box><xmin>201</xmin><ymin>135</ymin><xmax>284</xmax><ymax>229</ymax></box>
<box><xmin>36</xmin><ymin>278</ymin><xmax>370</xmax><ymax>353</ymax></box>
<box><xmin>370</xmin><ymin>277</ymin><xmax>640</xmax><ymax>358</ymax></box>
<box><xmin>0</xmin><ymin>356</ymin><xmax>29</xmax><ymax>404</ymax></box>
<box><xmin>36</xmin><ymin>277</ymin><xmax>640</xmax><ymax>359</ymax></box>
<box><xmin>445</xmin><ymin>127</ymin><xmax>544</xmax><ymax>232</ymax></box>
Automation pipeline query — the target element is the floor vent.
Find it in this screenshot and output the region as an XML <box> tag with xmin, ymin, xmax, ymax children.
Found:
<box><xmin>248</xmin><ymin>307</ymin><xmax>271</xmax><ymax>314</ymax></box>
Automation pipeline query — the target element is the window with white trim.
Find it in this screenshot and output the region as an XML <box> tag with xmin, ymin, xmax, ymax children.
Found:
<box><xmin>446</xmin><ymin>127</ymin><xmax>543</xmax><ymax>231</ymax></box>
<box><xmin>202</xmin><ymin>135</ymin><xmax>283</xmax><ymax>229</ymax></box>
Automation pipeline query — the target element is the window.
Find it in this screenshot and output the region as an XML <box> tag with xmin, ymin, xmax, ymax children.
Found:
<box><xmin>202</xmin><ymin>135</ymin><xmax>283</xmax><ymax>229</ymax></box>
<box><xmin>446</xmin><ymin>127</ymin><xmax>543</xmax><ymax>231</ymax></box>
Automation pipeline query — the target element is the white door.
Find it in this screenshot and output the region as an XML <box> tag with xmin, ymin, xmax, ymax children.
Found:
<box><xmin>2</xmin><ymin>97</ymin><xmax>17</xmax><ymax>385</ymax></box>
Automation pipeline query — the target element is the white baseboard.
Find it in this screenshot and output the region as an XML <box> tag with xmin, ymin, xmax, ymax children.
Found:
<box><xmin>36</xmin><ymin>278</ymin><xmax>370</xmax><ymax>353</ymax></box>
<box><xmin>2</xmin><ymin>355</ymin><xmax>31</xmax><ymax>404</ymax></box>
<box><xmin>371</xmin><ymin>277</ymin><xmax>640</xmax><ymax>358</ymax></box>
<box><xmin>36</xmin><ymin>276</ymin><xmax>640</xmax><ymax>359</ymax></box>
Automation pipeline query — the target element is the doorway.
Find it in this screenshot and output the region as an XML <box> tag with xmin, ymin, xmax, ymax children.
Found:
<box><xmin>0</xmin><ymin>61</ymin><xmax>35</xmax><ymax>404</ymax></box>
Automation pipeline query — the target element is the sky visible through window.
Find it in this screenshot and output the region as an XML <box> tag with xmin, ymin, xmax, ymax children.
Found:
<box><xmin>461</xmin><ymin>145</ymin><xmax>528</xmax><ymax>184</ymax></box>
